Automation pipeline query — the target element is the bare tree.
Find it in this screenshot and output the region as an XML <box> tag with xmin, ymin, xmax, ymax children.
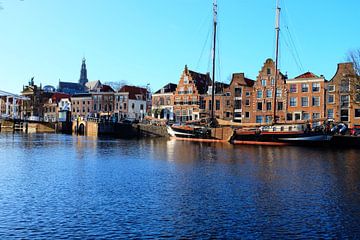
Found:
<box><xmin>104</xmin><ymin>80</ymin><xmax>128</xmax><ymax>91</ymax></box>
<box><xmin>346</xmin><ymin>49</ymin><xmax>360</xmax><ymax>102</ymax></box>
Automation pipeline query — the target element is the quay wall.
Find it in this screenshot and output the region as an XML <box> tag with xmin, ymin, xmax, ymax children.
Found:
<box><xmin>136</xmin><ymin>124</ymin><xmax>168</xmax><ymax>137</ymax></box>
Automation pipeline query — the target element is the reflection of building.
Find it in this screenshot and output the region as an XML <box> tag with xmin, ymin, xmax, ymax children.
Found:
<box><xmin>173</xmin><ymin>65</ymin><xmax>211</xmax><ymax>123</ymax></box>
<box><xmin>114</xmin><ymin>85</ymin><xmax>147</xmax><ymax>121</ymax></box>
<box><xmin>21</xmin><ymin>78</ymin><xmax>52</xmax><ymax>120</ymax></box>
<box><xmin>57</xmin><ymin>58</ymin><xmax>88</xmax><ymax>94</ymax></box>
<box><xmin>327</xmin><ymin>62</ymin><xmax>360</xmax><ymax>128</ymax></box>
<box><xmin>286</xmin><ymin>72</ymin><xmax>326</xmax><ymax>126</ymax></box>
<box><xmin>152</xmin><ymin>83</ymin><xmax>177</xmax><ymax>120</ymax></box>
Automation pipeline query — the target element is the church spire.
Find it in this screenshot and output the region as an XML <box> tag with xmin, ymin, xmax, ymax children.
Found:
<box><xmin>79</xmin><ymin>57</ymin><xmax>88</xmax><ymax>86</ymax></box>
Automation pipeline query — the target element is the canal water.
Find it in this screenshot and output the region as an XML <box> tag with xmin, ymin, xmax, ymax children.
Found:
<box><xmin>0</xmin><ymin>133</ymin><xmax>359</xmax><ymax>238</ymax></box>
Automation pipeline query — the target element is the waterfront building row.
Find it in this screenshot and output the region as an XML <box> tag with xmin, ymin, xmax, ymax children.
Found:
<box><xmin>151</xmin><ymin>59</ymin><xmax>360</xmax><ymax>128</ymax></box>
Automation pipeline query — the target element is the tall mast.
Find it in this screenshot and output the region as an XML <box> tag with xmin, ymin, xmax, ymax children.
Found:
<box><xmin>211</xmin><ymin>0</ymin><xmax>217</xmax><ymax>124</ymax></box>
<box><xmin>273</xmin><ymin>0</ymin><xmax>281</xmax><ymax>124</ymax></box>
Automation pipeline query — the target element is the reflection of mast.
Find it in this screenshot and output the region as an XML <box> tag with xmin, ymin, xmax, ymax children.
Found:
<box><xmin>211</xmin><ymin>0</ymin><xmax>217</xmax><ymax>125</ymax></box>
<box><xmin>273</xmin><ymin>0</ymin><xmax>280</xmax><ymax>124</ymax></box>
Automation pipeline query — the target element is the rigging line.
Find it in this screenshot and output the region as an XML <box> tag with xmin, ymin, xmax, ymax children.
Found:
<box><xmin>196</xmin><ymin>26</ymin><xmax>212</xmax><ymax>70</ymax></box>
<box><xmin>280</xmin><ymin>31</ymin><xmax>303</xmax><ymax>73</ymax></box>
<box><xmin>281</xmin><ymin>1</ymin><xmax>305</xmax><ymax>72</ymax></box>
<box><xmin>285</xmin><ymin>26</ymin><xmax>304</xmax><ymax>72</ymax></box>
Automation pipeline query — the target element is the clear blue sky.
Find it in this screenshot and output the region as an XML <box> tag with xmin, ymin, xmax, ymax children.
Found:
<box><xmin>0</xmin><ymin>0</ymin><xmax>359</xmax><ymax>94</ymax></box>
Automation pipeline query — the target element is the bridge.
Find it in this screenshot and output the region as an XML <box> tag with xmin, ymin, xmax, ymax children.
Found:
<box><xmin>0</xmin><ymin>90</ymin><xmax>29</xmax><ymax>120</ymax></box>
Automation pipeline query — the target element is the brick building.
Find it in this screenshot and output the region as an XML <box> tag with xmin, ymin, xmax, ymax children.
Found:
<box><xmin>327</xmin><ymin>62</ymin><xmax>360</xmax><ymax>128</ymax></box>
<box><xmin>152</xmin><ymin>83</ymin><xmax>177</xmax><ymax>120</ymax></box>
<box><xmin>251</xmin><ymin>58</ymin><xmax>287</xmax><ymax>124</ymax></box>
<box><xmin>173</xmin><ymin>65</ymin><xmax>211</xmax><ymax>123</ymax></box>
<box><xmin>286</xmin><ymin>72</ymin><xmax>326</xmax><ymax>126</ymax></box>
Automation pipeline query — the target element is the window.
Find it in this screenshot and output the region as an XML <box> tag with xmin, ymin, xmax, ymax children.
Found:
<box><xmin>312</xmin><ymin>112</ymin><xmax>320</xmax><ymax>120</ymax></box>
<box><xmin>340</xmin><ymin>95</ymin><xmax>349</xmax><ymax>108</ymax></box>
<box><xmin>355</xmin><ymin>109</ymin><xmax>360</xmax><ymax>118</ymax></box>
<box><xmin>208</xmin><ymin>100</ymin><xmax>212</xmax><ymax>110</ymax></box>
<box><xmin>271</xmin><ymin>78</ymin><xmax>275</xmax><ymax>86</ymax></box>
<box><xmin>301</xmin><ymin>97</ymin><xmax>309</xmax><ymax>107</ymax></box>
<box><xmin>184</xmin><ymin>97</ymin><xmax>188</xmax><ymax>105</ymax></box>
<box><xmin>261</xmin><ymin>79</ymin><xmax>267</xmax><ymax>86</ymax></box>
<box><xmin>290</xmin><ymin>97</ymin><xmax>297</xmax><ymax>107</ymax></box>
<box><xmin>312</xmin><ymin>96</ymin><xmax>320</xmax><ymax>106</ymax></box>
<box><xmin>245</xmin><ymin>112</ymin><xmax>250</xmax><ymax>118</ymax></box>
<box><xmin>294</xmin><ymin>113</ymin><xmax>301</xmax><ymax>120</ymax></box>
<box><xmin>123</xmin><ymin>103</ymin><xmax>126</xmax><ymax>110</ymax></box>
<box><xmin>131</xmin><ymin>103</ymin><xmax>135</xmax><ymax>109</ymax></box>
<box><xmin>94</xmin><ymin>104</ymin><xmax>97</xmax><ymax>111</ymax></box>
<box><xmin>340</xmin><ymin>79</ymin><xmax>350</xmax><ymax>92</ymax></box>
<box><xmin>216</xmin><ymin>100</ymin><xmax>220</xmax><ymax>110</ymax></box>
<box><xmin>276</xmin><ymin>88</ymin><xmax>282</xmax><ymax>97</ymax></box>
<box><xmin>266</xmin><ymin>102</ymin><xmax>272</xmax><ymax>111</ymax></box>
<box><xmin>301</xmin><ymin>83</ymin><xmax>309</xmax><ymax>92</ymax></box>
<box><xmin>226</xmin><ymin>100</ymin><xmax>230</xmax><ymax>106</ymax></box>
<box><xmin>266</xmin><ymin>89</ymin><xmax>272</xmax><ymax>98</ymax></box>
<box><xmin>256</xmin><ymin>116</ymin><xmax>263</xmax><ymax>123</ymax></box>
<box><xmin>328</xmin><ymin>85</ymin><xmax>335</xmax><ymax>92</ymax></box>
<box><xmin>188</xmin><ymin>86</ymin><xmax>193</xmax><ymax>94</ymax></box>
<box><xmin>286</xmin><ymin>113</ymin><xmax>293</xmax><ymax>121</ymax></box>
<box><xmin>341</xmin><ymin>109</ymin><xmax>349</xmax><ymax>122</ymax></box>
<box><xmin>246</xmin><ymin>91</ymin><xmax>251</xmax><ymax>97</ymax></box>
<box><xmin>257</xmin><ymin>102</ymin><xmax>263</xmax><ymax>111</ymax></box>
<box><xmin>257</xmin><ymin>90</ymin><xmax>263</xmax><ymax>98</ymax></box>
<box><xmin>312</xmin><ymin>83</ymin><xmax>320</xmax><ymax>92</ymax></box>
<box><xmin>267</xmin><ymin>68</ymin><xmax>271</xmax><ymax>75</ymax></box>
<box><xmin>303</xmin><ymin>112</ymin><xmax>310</xmax><ymax>120</ymax></box>
<box><xmin>183</xmin><ymin>76</ymin><xmax>189</xmax><ymax>84</ymax></box>
<box><xmin>290</xmin><ymin>84</ymin><xmax>297</xmax><ymax>93</ymax></box>
<box><xmin>234</xmin><ymin>100</ymin><xmax>241</xmax><ymax>109</ymax></box>
<box><xmin>235</xmin><ymin>88</ymin><xmax>242</xmax><ymax>97</ymax></box>
<box><xmin>245</xmin><ymin>99</ymin><xmax>250</xmax><ymax>106</ymax></box>
<box><xmin>266</xmin><ymin>115</ymin><xmax>272</xmax><ymax>123</ymax></box>
<box><xmin>140</xmin><ymin>104</ymin><xmax>144</xmax><ymax>110</ymax></box>
<box><xmin>327</xmin><ymin>109</ymin><xmax>334</xmax><ymax>119</ymax></box>
<box><xmin>328</xmin><ymin>94</ymin><xmax>335</xmax><ymax>103</ymax></box>
<box><xmin>199</xmin><ymin>97</ymin><xmax>205</xmax><ymax>109</ymax></box>
<box><xmin>277</xmin><ymin>102</ymin><xmax>283</xmax><ymax>111</ymax></box>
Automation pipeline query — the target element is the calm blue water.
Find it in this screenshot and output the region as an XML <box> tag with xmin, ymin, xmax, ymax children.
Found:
<box><xmin>0</xmin><ymin>133</ymin><xmax>360</xmax><ymax>239</ymax></box>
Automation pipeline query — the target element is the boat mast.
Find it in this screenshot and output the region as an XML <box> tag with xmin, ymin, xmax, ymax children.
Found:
<box><xmin>211</xmin><ymin>0</ymin><xmax>217</xmax><ymax>125</ymax></box>
<box><xmin>273</xmin><ymin>0</ymin><xmax>280</xmax><ymax>124</ymax></box>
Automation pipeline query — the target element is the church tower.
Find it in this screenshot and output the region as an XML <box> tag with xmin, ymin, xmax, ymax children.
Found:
<box><xmin>79</xmin><ymin>57</ymin><xmax>88</xmax><ymax>86</ymax></box>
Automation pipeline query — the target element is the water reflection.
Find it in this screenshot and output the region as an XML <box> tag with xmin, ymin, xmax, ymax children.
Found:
<box><xmin>0</xmin><ymin>133</ymin><xmax>360</xmax><ymax>238</ymax></box>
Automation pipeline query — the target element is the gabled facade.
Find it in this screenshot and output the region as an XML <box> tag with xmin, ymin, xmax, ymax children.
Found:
<box><xmin>286</xmin><ymin>72</ymin><xmax>326</xmax><ymax>126</ymax></box>
<box><xmin>44</xmin><ymin>92</ymin><xmax>71</xmax><ymax>122</ymax></box>
<box><xmin>227</xmin><ymin>73</ymin><xmax>255</xmax><ymax>123</ymax></box>
<box><xmin>152</xmin><ymin>83</ymin><xmax>177</xmax><ymax>120</ymax></box>
<box><xmin>327</xmin><ymin>62</ymin><xmax>360</xmax><ymax>128</ymax></box>
<box><xmin>114</xmin><ymin>85</ymin><xmax>147</xmax><ymax>121</ymax></box>
<box><xmin>251</xmin><ymin>58</ymin><xmax>287</xmax><ymax>124</ymax></box>
<box><xmin>173</xmin><ymin>65</ymin><xmax>211</xmax><ymax>123</ymax></box>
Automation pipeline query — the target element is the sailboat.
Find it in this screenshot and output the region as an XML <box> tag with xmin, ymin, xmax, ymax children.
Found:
<box><xmin>166</xmin><ymin>0</ymin><xmax>230</xmax><ymax>142</ymax></box>
<box><xmin>231</xmin><ymin>0</ymin><xmax>333</xmax><ymax>146</ymax></box>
